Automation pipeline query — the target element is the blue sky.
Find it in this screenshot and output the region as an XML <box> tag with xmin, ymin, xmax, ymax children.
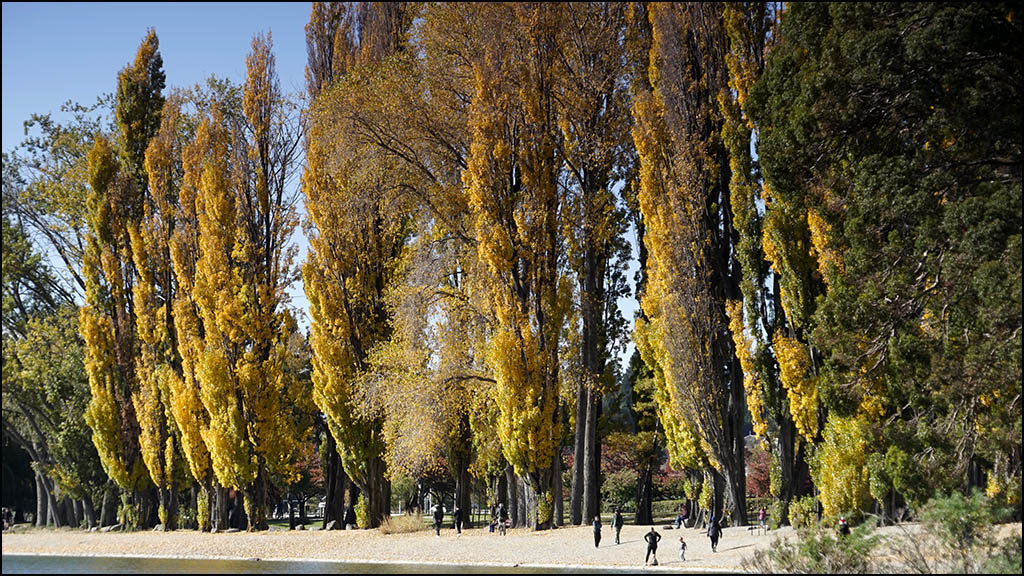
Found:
<box><xmin>2</xmin><ymin>1</ymin><xmax>640</xmax><ymax>368</ymax></box>
<box><xmin>3</xmin><ymin>1</ymin><xmax>315</xmax><ymax>322</ymax></box>
<box><xmin>2</xmin><ymin>2</ymin><xmax>312</xmax><ymax>152</ymax></box>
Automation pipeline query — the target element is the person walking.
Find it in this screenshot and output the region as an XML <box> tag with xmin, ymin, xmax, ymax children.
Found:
<box><xmin>592</xmin><ymin>515</ymin><xmax>602</xmax><ymax>548</ymax></box>
<box><xmin>758</xmin><ymin>505</ymin><xmax>768</xmax><ymax>533</ymax></box>
<box><xmin>453</xmin><ymin>505</ymin><xmax>464</xmax><ymax>535</ymax></box>
<box><xmin>612</xmin><ymin>508</ymin><xmax>624</xmax><ymax>544</ymax></box>
<box><xmin>498</xmin><ymin>503</ymin><xmax>508</xmax><ymax>535</ymax></box>
<box><xmin>707</xmin><ymin>513</ymin><xmax>722</xmax><ymax>552</ymax></box>
<box><xmin>644</xmin><ymin>527</ymin><xmax>662</xmax><ymax>565</ymax></box>
<box><xmin>432</xmin><ymin>503</ymin><xmax>445</xmax><ymax>537</ymax></box>
<box><xmin>678</xmin><ymin>536</ymin><xmax>687</xmax><ymax>561</ymax></box>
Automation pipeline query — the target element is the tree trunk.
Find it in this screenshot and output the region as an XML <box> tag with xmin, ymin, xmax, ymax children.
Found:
<box><xmin>522</xmin><ymin>477</ymin><xmax>538</xmax><ymax>530</ymax></box>
<box><xmin>322</xmin><ymin>432</ymin><xmax>348</xmax><ymax>529</ymax></box>
<box><xmin>553</xmin><ymin>436</ymin><xmax>563</xmax><ymax>527</ymax></box>
<box><xmin>156</xmin><ymin>486</ymin><xmax>169</xmax><ymax>529</ymax></box>
<box><xmin>454</xmin><ymin>457</ymin><xmax>472</xmax><ymax>528</ymax></box>
<box><xmin>44</xmin><ymin>475</ymin><xmax>63</xmax><ymax>527</ymax></box>
<box><xmin>72</xmin><ymin>498</ymin><xmax>84</xmax><ymax>528</ymax></box>
<box><xmin>83</xmin><ymin>497</ymin><xmax>97</xmax><ymax>529</ymax></box>
<box><xmin>244</xmin><ymin>466</ymin><xmax>269</xmax><ymax>531</ymax></box>
<box><xmin>213</xmin><ymin>485</ymin><xmax>229</xmax><ymax>531</ymax></box>
<box><xmin>712</xmin><ymin>468</ymin><xmax>726</xmax><ymax>524</ymax></box>
<box><xmin>35</xmin><ymin>473</ymin><xmax>47</xmax><ymax>527</ymax></box>
<box><xmin>496</xmin><ymin>467</ymin><xmax>508</xmax><ymax>512</ymax></box>
<box><xmin>452</xmin><ymin>412</ymin><xmax>473</xmax><ymax>527</ymax></box>
<box><xmin>570</xmin><ymin>378</ymin><xmax>586</xmax><ymax>525</ymax></box>
<box><xmin>580</xmin><ymin>227</ymin><xmax>608</xmax><ymax>527</ymax></box>
<box><xmin>168</xmin><ymin>485</ymin><xmax>179</xmax><ymax>530</ymax></box>
<box><xmin>362</xmin><ymin>454</ymin><xmax>391</xmax><ymax>528</ymax></box>
<box><xmin>725</xmin><ymin>390</ymin><xmax>748</xmax><ymax>525</ymax></box>
<box><xmin>98</xmin><ymin>485</ymin><xmax>111</xmax><ymax>527</ymax></box>
<box><xmin>582</xmin><ymin>388</ymin><xmax>602</xmax><ymax>523</ymax></box>
<box><xmin>635</xmin><ymin>460</ymin><xmax>653</xmax><ymax>525</ymax></box>
<box><xmin>505</xmin><ymin>465</ymin><xmax>519</xmax><ymax>528</ymax></box>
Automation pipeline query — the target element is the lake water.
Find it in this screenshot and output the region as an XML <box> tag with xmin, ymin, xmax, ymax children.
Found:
<box><xmin>1</xmin><ymin>555</ymin><xmax>660</xmax><ymax>574</ymax></box>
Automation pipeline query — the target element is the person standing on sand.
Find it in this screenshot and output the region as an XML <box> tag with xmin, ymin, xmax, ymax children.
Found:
<box><xmin>678</xmin><ymin>536</ymin><xmax>687</xmax><ymax>561</ymax></box>
<box><xmin>592</xmin><ymin>515</ymin><xmax>602</xmax><ymax>548</ymax></box>
<box><xmin>453</xmin><ymin>505</ymin><xmax>464</xmax><ymax>535</ymax></box>
<box><xmin>432</xmin><ymin>503</ymin><xmax>445</xmax><ymax>537</ymax></box>
<box><xmin>612</xmin><ymin>508</ymin><xmax>624</xmax><ymax>544</ymax></box>
<box><xmin>498</xmin><ymin>503</ymin><xmax>508</xmax><ymax>535</ymax></box>
<box><xmin>644</xmin><ymin>526</ymin><xmax>661</xmax><ymax>565</ymax></box>
<box><xmin>707</xmin><ymin>513</ymin><xmax>722</xmax><ymax>552</ymax></box>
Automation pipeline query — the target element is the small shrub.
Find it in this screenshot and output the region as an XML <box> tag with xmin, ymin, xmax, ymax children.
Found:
<box><xmin>742</xmin><ymin>521</ymin><xmax>880</xmax><ymax>574</ymax></box>
<box><xmin>769</xmin><ymin>499</ymin><xmax>786</xmax><ymax>530</ymax></box>
<box><xmin>658</xmin><ymin>475</ymin><xmax>689</xmax><ymax>501</ymax></box>
<box><xmin>889</xmin><ymin>489</ymin><xmax>1021</xmax><ymax>574</ymax></box>
<box><xmin>178</xmin><ymin>505</ymin><xmax>197</xmax><ymax>531</ymax></box>
<box><xmin>983</xmin><ymin>533</ymin><xmax>1022</xmax><ymax>574</ymax></box>
<box><xmin>601</xmin><ymin>469</ymin><xmax>637</xmax><ymax>511</ymax></box>
<box><xmin>652</xmin><ymin>499</ymin><xmax>686</xmax><ymax>520</ymax></box>
<box><xmin>379</xmin><ymin>512</ymin><xmax>428</xmax><ymax>535</ymax></box>
<box><xmin>355</xmin><ymin>493</ymin><xmax>369</xmax><ymax>529</ymax></box>
<box><xmin>789</xmin><ymin>495</ymin><xmax>818</xmax><ymax>529</ymax></box>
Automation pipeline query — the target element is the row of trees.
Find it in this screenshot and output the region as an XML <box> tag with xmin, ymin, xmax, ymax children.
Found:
<box><xmin>3</xmin><ymin>2</ymin><xmax>1020</xmax><ymax>532</ymax></box>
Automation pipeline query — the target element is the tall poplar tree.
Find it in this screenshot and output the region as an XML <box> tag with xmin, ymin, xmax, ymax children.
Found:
<box><xmin>556</xmin><ymin>2</ymin><xmax>632</xmax><ymax>527</ymax></box>
<box><xmin>462</xmin><ymin>3</ymin><xmax>569</xmax><ymax>530</ymax></box>
<box><xmin>181</xmin><ymin>33</ymin><xmax>303</xmax><ymax>531</ymax></box>
<box><xmin>303</xmin><ymin>2</ymin><xmax>415</xmax><ymax>528</ymax></box>
<box><xmin>630</xmin><ymin>3</ymin><xmax>749</xmax><ymax>525</ymax></box>
<box><xmin>718</xmin><ymin>2</ymin><xmax>811</xmax><ymax>522</ymax></box>
<box><xmin>81</xmin><ymin>29</ymin><xmax>166</xmax><ymax>529</ymax></box>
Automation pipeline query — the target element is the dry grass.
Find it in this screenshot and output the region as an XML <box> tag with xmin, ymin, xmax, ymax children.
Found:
<box><xmin>378</xmin><ymin>512</ymin><xmax>429</xmax><ymax>535</ymax></box>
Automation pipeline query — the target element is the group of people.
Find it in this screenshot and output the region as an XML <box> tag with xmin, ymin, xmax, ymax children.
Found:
<box><xmin>428</xmin><ymin>499</ymin><xmax>747</xmax><ymax>565</ymax></box>
<box><xmin>430</xmin><ymin>501</ymin><xmax>520</xmax><ymax>537</ymax></box>
<box><xmin>589</xmin><ymin>505</ymin><xmax>726</xmax><ymax>565</ymax></box>
<box><xmin>430</xmin><ymin>503</ymin><xmax>467</xmax><ymax>537</ymax></box>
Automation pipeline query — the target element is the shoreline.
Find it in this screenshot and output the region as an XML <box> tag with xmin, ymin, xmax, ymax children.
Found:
<box><xmin>0</xmin><ymin>552</ymin><xmax>739</xmax><ymax>574</ymax></box>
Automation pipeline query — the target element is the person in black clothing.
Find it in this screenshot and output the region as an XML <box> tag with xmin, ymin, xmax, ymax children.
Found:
<box><xmin>592</xmin><ymin>516</ymin><xmax>602</xmax><ymax>548</ymax></box>
<box><xmin>498</xmin><ymin>503</ymin><xmax>508</xmax><ymax>535</ymax></box>
<box><xmin>432</xmin><ymin>504</ymin><xmax>445</xmax><ymax>537</ymax></box>
<box><xmin>612</xmin><ymin>508</ymin><xmax>624</xmax><ymax>545</ymax></box>
<box><xmin>838</xmin><ymin>516</ymin><xmax>850</xmax><ymax>536</ymax></box>
<box><xmin>707</xmin><ymin>514</ymin><xmax>722</xmax><ymax>552</ymax></box>
<box><xmin>344</xmin><ymin>504</ymin><xmax>357</xmax><ymax>530</ymax></box>
<box><xmin>453</xmin><ymin>505</ymin><xmax>464</xmax><ymax>535</ymax></box>
<box><xmin>644</xmin><ymin>527</ymin><xmax>661</xmax><ymax>565</ymax></box>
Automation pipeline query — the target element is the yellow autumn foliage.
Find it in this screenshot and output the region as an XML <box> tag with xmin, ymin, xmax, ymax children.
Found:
<box><xmin>773</xmin><ymin>333</ymin><xmax>819</xmax><ymax>442</ymax></box>
<box><xmin>814</xmin><ymin>414</ymin><xmax>871</xmax><ymax>518</ymax></box>
<box><xmin>726</xmin><ymin>300</ymin><xmax>768</xmax><ymax>438</ymax></box>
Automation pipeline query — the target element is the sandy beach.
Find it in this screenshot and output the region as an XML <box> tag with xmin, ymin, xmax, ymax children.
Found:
<box><xmin>5</xmin><ymin>521</ymin><xmax>1021</xmax><ymax>573</ymax></box>
<box><xmin>3</xmin><ymin>522</ymin><xmax>782</xmax><ymax>573</ymax></box>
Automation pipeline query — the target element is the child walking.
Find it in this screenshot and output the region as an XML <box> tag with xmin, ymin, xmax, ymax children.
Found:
<box><xmin>679</xmin><ymin>536</ymin><xmax>687</xmax><ymax>561</ymax></box>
